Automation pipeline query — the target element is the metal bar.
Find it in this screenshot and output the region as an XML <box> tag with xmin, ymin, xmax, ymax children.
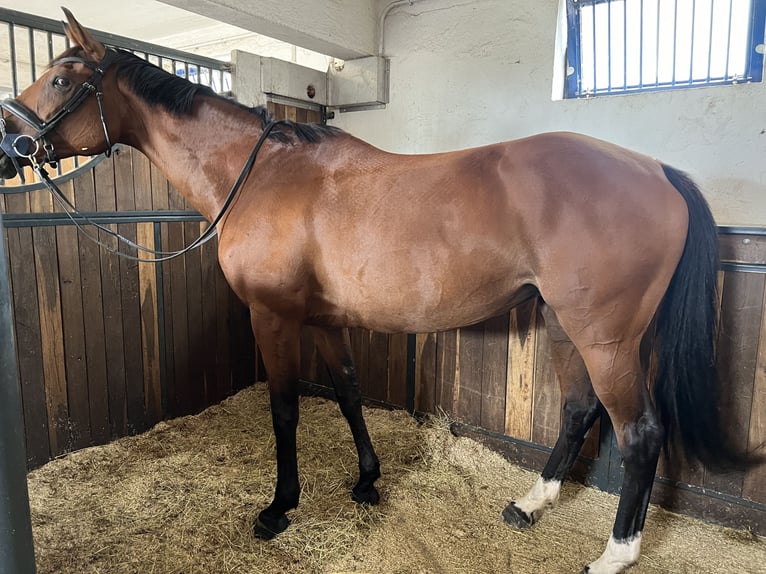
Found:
<box><xmin>672</xmin><ymin>0</ymin><xmax>679</xmax><ymax>85</ymax></box>
<box><xmin>565</xmin><ymin>0</ymin><xmax>583</xmax><ymax>97</ymax></box>
<box><xmin>623</xmin><ymin>0</ymin><xmax>627</xmax><ymax>89</ymax></box>
<box><xmin>748</xmin><ymin>0</ymin><xmax>766</xmax><ymax>81</ymax></box>
<box><xmin>655</xmin><ymin>0</ymin><xmax>660</xmax><ymax>86</ymax></box>
<box><xmin>720</xmin><ymin>262</ymin><xmax>766</xmax><ymax>274</ymax></box>
<box><xmin>1</xmin><ymin>210</ymin><xmax>205</xmax><ymax>227</ymax></box>
<box><xmin>724</xmin><ymin>0</ymin><xmax>734</xmax><ymax>78</ymax></box>
<box><xmin>27</xmin><ymin>27</ymin><xmax>35</xmax><ymax>81</ymax></box>
<box><xmin>689</xmin><ymin>0</ymin><xmax>697</xmax><ymax>84</ymax></box>
<box><xmin>9</xmin><ymin>23</ymin><xmax>18</xmax><ymax>96</ymax></box>
<box><xmin>0</xmin><ymin>211</ymin><xmax>38</xmax><ymax>574</ymax></box>
<box><xmin>718</xmin><ymin>225</ymin><xmax>766</xmax><ymax>236</ymax></box>
<box><xmin>607</xmin><ymin>0</ymin><xmax>612</xmax><ymax>92</ymax></box>
<box><xmin>640</xmin><ymin>0</ymin><xmax>644</xmax><ymax>88</ymax></box>
<box><xmin>592</xmin><ymin>0</ymin><xmax>598</xmax><ymax>91</ymax></box>
<box><xmin>706</xmin><ymin>0</ymin><xmax>714</xmax><ymax>81</ymax></box>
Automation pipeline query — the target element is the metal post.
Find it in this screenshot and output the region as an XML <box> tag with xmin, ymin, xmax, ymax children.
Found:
<box><xmin>0</xmin><ymin>211</ymin><xmax>37</xmax><ymax>574</ymax></box>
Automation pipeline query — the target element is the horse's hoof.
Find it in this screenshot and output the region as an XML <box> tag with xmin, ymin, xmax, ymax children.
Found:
<box><xmin>501</xmin><ymin>501</ymin><xmax>534</xmax><ymax>530</ymax></box>
<box><xmin>352</xmin><ymin>484</ymin><xmax>380</xmax><ymax>505</ymax></box>
<box><xmin>253</xmin><ymin>513</ymin><xmax>290</xmax><ymax>540</ymax></box>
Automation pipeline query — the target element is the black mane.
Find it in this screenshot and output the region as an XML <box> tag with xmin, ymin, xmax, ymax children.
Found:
<box><xmin>57</xmin><ymin>47</ymin><xmax>341</xmax><ymax>143</ymax></box>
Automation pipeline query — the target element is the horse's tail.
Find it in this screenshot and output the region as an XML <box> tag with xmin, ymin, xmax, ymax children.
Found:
<box><xmin>654</xmin><ymin>164</ymin><xmax>748</xmax><ymax>471</ymax></box>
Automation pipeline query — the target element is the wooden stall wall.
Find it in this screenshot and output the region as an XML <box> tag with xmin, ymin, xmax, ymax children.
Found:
<box><xmin>2</xmin><ymin>148</ymin><xmax>256</xmax><ymax>469</ymax></box>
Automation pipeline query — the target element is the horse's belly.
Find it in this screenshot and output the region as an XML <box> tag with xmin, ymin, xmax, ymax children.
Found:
<box><xmin>310</xmin><ymin>272</ymin><xmax>535</xmax><ymax>334</ymax></box>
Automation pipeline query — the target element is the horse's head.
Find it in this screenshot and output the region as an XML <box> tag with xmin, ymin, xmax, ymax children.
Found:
<box><xmin>0</xmin><ymin>8</ymin><xmax>120</xmax><ymax>178</ymax></box>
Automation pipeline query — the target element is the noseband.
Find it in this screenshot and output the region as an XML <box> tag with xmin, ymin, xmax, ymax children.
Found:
<box><xmin>0</xmin><ymin>47</ymin><xmax>118</xmax><ymax>175</ymax></box>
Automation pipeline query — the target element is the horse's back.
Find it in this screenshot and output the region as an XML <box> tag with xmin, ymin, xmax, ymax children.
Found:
<box><xmin>223</xmin><ymin>130</ymin><xmax>690</xmax><ymax>335</ymax></box>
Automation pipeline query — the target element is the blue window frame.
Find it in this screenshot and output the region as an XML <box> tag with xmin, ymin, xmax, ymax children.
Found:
<box><xmin>565</xmin><ymin>0</ymin><xmax>766</xmax><ymax>97</ymax></box>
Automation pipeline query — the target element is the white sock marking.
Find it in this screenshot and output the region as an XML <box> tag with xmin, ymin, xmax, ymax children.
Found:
<box><xmin>513</xmin><ymin>477</ymin><xmax>562</xmax><ymax>521</ymax></box>
<box><xmin>586</xmin><ymin>534</ymin><xmax>642</xmax><ymax>574</ymax></box>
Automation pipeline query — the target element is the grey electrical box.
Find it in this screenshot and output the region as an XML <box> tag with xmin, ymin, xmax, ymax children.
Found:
<box><xmin>328</xmin><ymin>56</ymin><xmax>390</xmax><ymax>111</ymax></box>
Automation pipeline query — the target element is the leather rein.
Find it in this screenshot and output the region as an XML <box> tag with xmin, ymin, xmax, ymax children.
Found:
<box><xmin>0</xmin><ymin>47</ymin><xmax>282</xmax><ymax>263</ymax></box>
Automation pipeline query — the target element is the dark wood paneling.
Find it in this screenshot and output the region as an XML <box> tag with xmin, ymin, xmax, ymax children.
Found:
<box><xmin>480</xmin><ymin>314</ymin><xmax>509</xmax><ymax>434</ymax></box>
<box><xmin>457</xmin><ymin>324</ymin><xmax>484</xmax><ymax>426</ymax></box>
<box><xmin>705</xmin><ymin>271</ymin><xmax>764</xmax><ymax>496</ymax></box>
<box><xmin>73</xmin><ymin>169</ymin><xmax>111</xmax><ymax>446</ymax></box>
<box><xmin>7</xmin><ymin>226</ymin><xmax>50</xmax><ymax>466</ymax></box>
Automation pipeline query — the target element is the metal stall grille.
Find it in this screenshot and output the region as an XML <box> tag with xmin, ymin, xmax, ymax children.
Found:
<box><xmin>566</xmin><ymin>0</ymin><xmax>766</xmax><ymax>97</ymax></box>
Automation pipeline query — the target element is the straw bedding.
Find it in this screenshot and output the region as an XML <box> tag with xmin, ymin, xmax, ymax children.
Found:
<box><xmin>28</xmin><ymin>383</ymin><xmax>765</xmax><ymax>573</ymax></box>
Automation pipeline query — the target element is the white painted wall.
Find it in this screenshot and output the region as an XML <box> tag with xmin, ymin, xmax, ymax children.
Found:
<box><xmin>332</xmin><ymin>0</ymin><xmax>766</xmax><ymax>226</ymax></box>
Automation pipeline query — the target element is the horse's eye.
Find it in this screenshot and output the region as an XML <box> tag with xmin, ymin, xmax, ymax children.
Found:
<box><xmin>53</xmin><ymin>76</ymin><xmax>71</xmax><ymax>90</ymax></box>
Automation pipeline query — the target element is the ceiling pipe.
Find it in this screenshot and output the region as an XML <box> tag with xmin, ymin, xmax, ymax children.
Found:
<box><xmin>378</xmin><ymin>0</ymin><xmax>429</xmax><ymax>56</ymax></box>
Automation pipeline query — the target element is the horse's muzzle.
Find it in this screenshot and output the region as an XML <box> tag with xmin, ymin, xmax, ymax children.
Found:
<box><xmin>0</xmin><ymin>150</ymin><xmax>19</xmax><ymax>180</ymax></box>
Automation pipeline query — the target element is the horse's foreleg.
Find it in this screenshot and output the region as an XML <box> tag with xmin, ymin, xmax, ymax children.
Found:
<box><xmin>503</xmin><ymin>303</ymin><xmax>602</xmax><ymax>529</ymax></box>
<box><xmin>579</xmin><ymin>340</ymin><xmax>662</xmax><ymax>574</ymax></box>
<box><xmin>312</xmin><ymin>327</ymin><xmax>381</xmax><ymax>505</ymax></box>
<box><xmin>249</xmin><ymin>309</ymin><xmax>302</xmax><ymax>540</ymax></box>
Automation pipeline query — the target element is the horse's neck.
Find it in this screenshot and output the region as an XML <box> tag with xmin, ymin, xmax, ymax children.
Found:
<box><xmin>125</xmin><ymin>97</ymin><xmax>266</xmax><ymax>222</ymax></box>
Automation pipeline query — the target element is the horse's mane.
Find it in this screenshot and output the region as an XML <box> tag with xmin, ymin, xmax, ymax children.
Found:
<box><xmin>55</xmin><ymin>47</ymin><xmax>341</xmax><ymax>143</ymax></box>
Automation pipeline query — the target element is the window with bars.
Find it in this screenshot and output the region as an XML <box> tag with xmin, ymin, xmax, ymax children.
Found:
<box><xmin>565</xmin><ymin>0</ymin><xmax>766</xmax><ymax>97</ymax></box>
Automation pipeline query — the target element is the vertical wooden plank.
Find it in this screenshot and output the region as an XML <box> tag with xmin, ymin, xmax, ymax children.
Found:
<box><xmin>387</xmin><ymin>332</ymin><xmax>408</xmax><ymax>407</ymax></box>
<box><xmin>7</xmin><ymin>227</ymin><xmax>50</xmax><ymax>467</ymax></box>
<box><xmin>350</xmin><ymin>328</ymin><xmax>370</xmax><ymax>395</ymax></box>
<box><xmin>168</xmin><ymin>222</ymin><xmax>189</xmax><ymax>413</ymax></box>
<box><xmin>743</xmin><ymin>279</ymin><xmax>766</xmax><ymax>503</ymax></box>
<box><xmin>94</xmin><ymin>158</ymin><xmax>128</xmax><ymax>438</ymax></box>
<box><xmin>307</xmin><ymin>108</ymin><xmax>322</xmax><ymax>124</ymax></box>
<box><xmin>457</xmin><ymin>324</ymin><xmax>484</xmax><ymax>426</ymax></box>
<box><xmin>115</xmin><ymin>149</ymin><xmax>146</xmax><ymax>433</ymax></box>
<box><xmin>30</xmin><ymin>188</ymin><xmax>69</xmax><ymax>456</ymax></box>
<box><xmin>504</xmin><ymin>299</ymin><xmax>538</xmax><ymax>441</ymax></box>
<box><xmin>137</xmin><ymin>222</ymin><xmax>162</xmax><ymax>424</ymax></box>
<box><xmin>481</xmin><ymin>313</ymin><xmax>510</xmax><ymax>434</ymax></box>
<box><xmin>199</xmin><ymin>222</ymin><xmax>219</xmax><ymax>404</ymax></box>
<box><xmin>414</xmin><ymin>332</ymin><xmax>437</xmax><ymax>414</ymax></box>
<box><xmin>706</xmin><ymin>271</ymin><xmax>763</xmax><ymax>496</ymax></box>
<box><xmin>295</xmin><ymin>107</ymin><xmax>308</xmax><ymax>123</ymax></box>
<box><xmin>73</xmin><ymin>170</ymin><xmax>110</xmax><ymax>444</ymax></box>
<box><xmin>436</xmin><ymin>329</ymin><xmax>458</xmax><ymax>417</ymax></box>
<box><xmin>367</xmin><ymin>331</ymin><xmax>389</xmax><ymax>403</ymax></box>
<box><xmin>184</xmin><ymin>220</ymin><xmax>205</xmax><ymax>411</ymax></box>
<box><xmin>531</xmin><ymin>308</ymin><xmax>561</xmax><ymax>448</ymax></box>
<box><xmin>55</xmin><ymin>200</ymin><xmax>91</xmax><ymax>451</ymax></box>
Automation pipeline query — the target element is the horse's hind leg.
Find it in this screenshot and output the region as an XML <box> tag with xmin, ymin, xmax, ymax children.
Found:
<box><xmin>577</xmin><ymin>337</ymin><xmax>662</xmax><ymax>574</ymax></box>
<box><xmin>311</xmin><ymin>327</ymin><xmax>381</xmax><ymax>504</ymax></box>
<box><xmin>503</xmin><ymin>303</ymin><xmax>602</xmax><ymax>529</ymax></box>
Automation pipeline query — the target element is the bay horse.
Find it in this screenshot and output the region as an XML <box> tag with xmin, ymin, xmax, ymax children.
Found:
<box><xmin>0</xmin><ymin>10</ymin><xmax>751</xmax><ymax>574</ymax></box>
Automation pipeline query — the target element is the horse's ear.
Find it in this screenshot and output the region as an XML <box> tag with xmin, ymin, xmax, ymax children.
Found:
<box><xmin>61</xmin><ymin>7</ymin><xmax>106</xmax><ymax>61</ymax></box>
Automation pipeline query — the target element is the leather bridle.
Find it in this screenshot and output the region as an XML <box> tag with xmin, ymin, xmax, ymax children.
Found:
<box><xmin>0</xmin><ymin>47</ymin><xmax>118</xmax><ymax>173</ymax></box>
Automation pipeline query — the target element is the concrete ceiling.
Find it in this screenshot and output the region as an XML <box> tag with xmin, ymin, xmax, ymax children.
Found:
<box><xmin>3</xmin><ymin>0</ymin><xmax>383</xmax><ymax>60</ymax></box>
<box><xmin>1</xmin><ymin>0</ymin><xmax>341</xmax><ymax>66</ymax></box>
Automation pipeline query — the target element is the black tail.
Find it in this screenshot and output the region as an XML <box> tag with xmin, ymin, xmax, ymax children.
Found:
<box><xmin>655</xmin><ymin>164</ymin><xmax>748</xmax><ymax>471</ymax></box>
